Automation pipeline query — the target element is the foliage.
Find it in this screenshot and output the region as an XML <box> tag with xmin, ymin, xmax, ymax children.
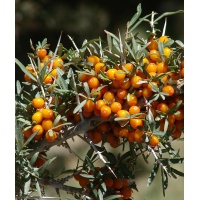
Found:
<box><xmin>15</xmin><ymin>4</ymin><xmax>184</xmax><ymax>200</ymax></box>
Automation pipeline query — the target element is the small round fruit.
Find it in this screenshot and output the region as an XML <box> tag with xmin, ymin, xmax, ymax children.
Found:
<box><xmin>45</xmin><ymin>130</ymin><xmax>57</xmax><ymax>142</ymax></box>
<box><xmin>42</xmin><ymin>119</ymin><xmax>53</xmax><ymax>131</ymax></box>
<box><xmin>147</xmin><ymin>38</ymin><xmax>158</xmax><ymax>50</ymax></box>
<box><xmin>110</xmin><ymin>102</ymin><xmax>122</xmax><ymax>113</ymax></box>
<box><xmin>32</xmin><ymin>97</ymin><xmax>45</xmax><ymax>109</ymax></box>
<box><xmin>22</xmin><ymin>128</ymin><xmax>32</xmax><ymax>139</ymax></box>
<box><xmin>87</xmin><ymin>76</ymin><xmax>100</xmax><ymax>89</ymax></box>
<box><xmin>100</xmin><ymin>105</ymin><xmax>111</xmax><ymax>118</ymax></box>
<box><xmin>149</xmin><ymin>135</ymin><xmax>159</xmax><ymax>147</ymax></box>
<box><xmin>106</xmin><ymin>68</ymin><xmax>117</xmax><ymax>80</ymax></box>
<box><xmin>37</xmin><ymin>48</ymin><xmax>47</xmax><ymax>59</ymax></box>
<box><xmin>162</xmin><ymin>85</ymin><xmax>175</xmax><ymax>96</ymax></box>
<box><xmin>32</xmin><ymin>111</ymin><xmax>43</xmax><ymax>124</ymax></box>
<box><xmin>87</xmin><ymin>55</ymin><xmax>100</xmax><ymax>66</ymax></box>
<box><xmin>42</xmin><ymin>108</ymin><xmax>54</xmax><ymax>119</ymax></box>
<box><xmin>83</xmin><ymin>99</ymin><xmax>95</xmax><ymax>112</ymax></box>
<box><xmin>53</xmin><ymin>57</ymin><xmax>64</xmax><ymax>69</ymax></box>
<box><xmin>163</xmin><ymin>47</ymin><xmax>172</xmax><ymax>58</ymax></box>
<box><xmin>32</xmin><ymin>124</ymin><xmax>44</xmax><ymax>135</ymax></box>
<box><xmin>120</xmin><ymin>186</ymin><xmax>132</xmax><ymax>199</ymax></box>
<box><xmin>158</xmin><ymin>36</ymin><xmax>169</xmax><ymax>43</ymax></box>
<box><xmin>149</xmin><ymin>50</ymin><xmax>161</xmax><ymax>62</ymax></box>
<box><xmin>130</xmin><ymin>119</ymin><xmax>143</xmax><ymax>129</ymax></box>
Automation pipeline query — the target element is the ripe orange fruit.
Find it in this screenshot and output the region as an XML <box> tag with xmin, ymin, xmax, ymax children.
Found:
<box><xmin>126</xmin><ymin>94</ymin><xmax>137</xmax><ymax>106</ymax></box>
<box><xmin>163</xmin><ymin>47</ymin><xmax>172</xmax><ymax>58</ymax></box>
<box><xmin>158</xmin><ymin>35</ymin><xmax>169</xmax><ymax>43</ymax></box>
<box><xmin>147</xmin><ymin>38</ymin><xmax>158</xmax><ymax>50</ymax></box>
<box><xmin>106</xmin><ymin>68</ymin><xmax>118</xmax><ymax>80</ymax></box>
<box><xmin>42</xmin><ymin>108</ymin><xmax>54</xmax><ymax>119</ymax></box>
<box><xmin>43</xmin><ymin>74</ymin><xmax>53</xmax><ymax>84</ymax></box>
<box><xmin>149</xmin><ymin>50</ymin><xmax>161</xmax><ymax>62</ymax></box>
<box><xmin>100</xmin><ymin>105</ymin><xmax>112</xmax><ymax>118</ymax></box>
<box><xmin>37</xmin><ymin>48</ymin><xmax>47</xmax><ymax>59</ymax></box>
<box><xmin>87</xmin><ymin>76</ymin><xmax>100</xmax><ymax>89</ymax></box>
<box><xmin>157</xmin><ymin>103</ymin><xmax>169</xmax><ymax>113</ymax></box>
<box><xmin>149</xmin><ymin>135</ymin><xmax>159</xmax><ymax>147</ymax></box>
<box><xmin>145</xmin><ymin>63</ymin><xmax>157</xmax><ymax>73</ymax></box>
<box><xmin>110</xmin><ymin>102</ymin><xmax>122</xmax><ymax>113</ymax></box>
<box><xmin>94</xmin><ymin>62</ymin><xmax>106</xmax><ymax>73</ymax></box>
<box><xmin>91</xmin><ymin>130</ymin><xmax>103</xmax><ymax>144</ymax></box>
<box><xmin>42</xmin><ymin>119</ymin><xmax>53</xmax><ymax>131</ymax></box>
<box><xmin>45</xmin><ymin>131</ymin><xmax>57</xmax><ymax>142</ymax></box>
<box><xmin>117</xmin><ymin>88</ymin><xmax>128</xmax><ymax>99</ymax></box>
<box><xmin>130</xmin><ymin>119</ymin><xmax>143</xmax><ymax>129</ymax></box>
<box><xmin>174</xmin><ymin>109</ymin><xmax>184</xmax><ymax>121</ymax></box>
<box><xmin>83</xmin><ymin>99</ymin><xmax>95</xmax><ymax>112</ymax></box>
<box><xmin>114</xmin><ymin>70</ymin><xmax>126</xmax><ymax>81</ymax></box>
<box><xmin>123</xmin><ymin>63</ymin><xmax>134</xmax><ymax>73</ymax></box>
<box><xmin>32</xmin><ymin>111</ymin><xmax>43</xmax><ymax>124</ymax></box>
<box><xmin>103</xmin><ymin>91</ymin><xmax>115</xmax><ymax>104</ymax></box>
<box><xmin>156</xmin><ymin>61</ymin><xmax>168</xmax><ymax>73</ymax></box>
<box><xmin>96</xmin><ymin>99</ymin><xmax>106</xmax><ymax>110</ymax></box>
<box><xmin>131</xmin><ymin>75</ymin><xmax>142</xmax><ymax>88</ymax></box>
<box><xmin>22</xmin><ymin>128</ymin><xmax>32</xmax><ymax>139</ymax></box>
<box><xmin>32</xmin><ymin>97</ymin><xmax>45</xmax><ymax>109</ymax></box>
<box><xmin>87</xmin><ymin>55</ymin><xmax>100</xmax><ymax>66</ymax></box>
<box><xmin>32</xmin><ymin>124</ymin><xmax>44</xmax><ymax>136</ymax></box>
<box><xmin>162</xmin><ymin>85</ymin><xmax>175</xmax><ymax>96</ymax></box>
<box><xmin>53</xmin><ymin>57</ymin><xmax>64</xmax><ymax>69</ymax></box>
<box><xmin>133</xmin><ymin>129</ymin><xmax>144</xmax><ymax>142</ymax></box>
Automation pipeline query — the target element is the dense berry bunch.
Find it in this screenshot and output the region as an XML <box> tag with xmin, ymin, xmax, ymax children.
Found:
<box><xmin>15</xmin><ymin>4</ymin><xmax>183</xmax><ymax>200</ymax></box>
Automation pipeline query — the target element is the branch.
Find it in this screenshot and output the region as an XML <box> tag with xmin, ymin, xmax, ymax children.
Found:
<box><xmin>28</xmin><ymin>116</ymin><xmax>111</xmax><ymax>158</ymax></box>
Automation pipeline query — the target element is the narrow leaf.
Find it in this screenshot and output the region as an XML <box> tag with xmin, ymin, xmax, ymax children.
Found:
<box><xmin>15</xmin><ymin>58</ymin><xmax>37</xmax><ymax>81</ymax></box>
<box><xmin>36</xmin><ymin>181</ymin><xmax>42</xmax><ymax>198</ymax></box>
<box><xmin>38</xmin><ymin>157</ymin><xmax>57</xmax><ymax>174</ymax></box>
<box><xmin>24</xmin><ymin>179</ymin><xmax>31</xmax><ymax>195</ymax></box>
<box><xmin>147</xmin><ymin>161</ymin><xmax>159</xmax><ymax>187</ymax></box>
<box><xmin>30</xmin><ymin>152</ymin><xmax>39</xmax><ymax>166</ymax></box>
<box><xmin>73</xmin><ymin>99</ymin><xmax>86</xmax><ymax>114</ymax></box>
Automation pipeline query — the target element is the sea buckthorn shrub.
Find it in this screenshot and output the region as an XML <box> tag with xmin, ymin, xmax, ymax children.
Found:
<box><xmin>15</xmin><ymin>4</ymin><xmax>184</xmax><ymax>200</ymax></box>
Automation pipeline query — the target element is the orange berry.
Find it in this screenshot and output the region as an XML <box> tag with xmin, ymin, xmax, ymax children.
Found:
<box><xmin>32</xmin><ymin>111</ymin><xmax>43</xmax><ymax>124</ymax></box>
<box><xmin>180</xmin><ymin>67</ymin><xmax>184</xmax><ymax>77</ymax></box>
<box><xmin>34</xmin><ymin>156</ymin><xmax>45</xmax><ymax>168</ymax></box>
<box><xmin>110</xmin><ymin>102</ymin><xmax>122</xmax><ymax>113</ymax></box>
<box><xmin>131</xmin><ymin>75</ymin><xmax>142</xmax><ymax>88</ymax></box>
<box><xmin>43</xmin><ymin>74</ymin><xmax>53</xmax><ymax>84</ymax></box>
<box><xmin>145</xmin><ymin>63</ymin><xmax>157</xmax><ymax>73</ymax></box>
<box><xmin>82</xmin><ymin>110</ymin><xmax>93</xmax><ymax>118</ymax></box>
<box><xmin>142</xmin><ymin>87</ymin><xmax>153</xmax><ymax>98</ymax></box>
<box><xmin>96</xmin><ymin>99</ymin><xmax>106</xmax><ymax>110</ymax></box>
<box><xmin>87</xmin><ymin>55</ymin><xmax>100</xmax><ymax>66</ymax></box>
<box><xmin>32</xmin><ymin>124</ymin><xmax>44</xmax><ymax>136</ymax></box>
<box><xmin>92</xmin><ymin>130</ymin><xmax>103</xmax><ymax>144</ymax></box>
<box><xmin>42</xmin><ymin>119</ymin><xmax>53</xmax><ymax>131</ymax></box>
<box><xmin>32</xmin><ymin>97</ymin><xmax>45</xmax><ymax>109</ymax></box>
<box><xmin>118</xmin><ymin>127</ymin><xmax>129</xmax><ymax>138</ymax></box>
<box><xmin>114</xmin><ymin>70</ymin><xmax>126</xmax><ymax>81</ymax></box>
<box><xmin>130</xmin><ymin>119</ymin><xmax>143</xmax><ymax>129</ymax></box>
<box><xmin>149</xmin><ymin>49</ymin><xmax>161</xmax><ymax>62</ymax></box>
<box><xmin>103</xmin><ymin>91</ymin><xmax>115</xmax><ymax>104</ymax></box>
<box><xmin>45</xmin><ymin>131</ymin><xmax>57</xmax><ymax>142</ymax></box>
<box><xmin>156</xmin><ymin>62</ymin><xmax>168</xmax><ymax>73</ymax></box>
<box><xmin>106</xmin><ymin>68</ymin><xmax>117</xmax><ymax>80</ymax></box>
<box><xmin>42</xmin><ymin>55</ymin><xmax>52</xmax><ymax>66</ymax></box>
<box><xmin>87</xmin><ymin>76</ymin><xmax>100</xmax><ymax>89</ymax></box>
<box><xmin>94</xmin><ymin>62</ymin><xmax>106</xmax><ymax>73</ymax></box>
<box><xmin>158</xmin><ymin>35</ymin><xmax>169</xmax><ymax>43</ymax></box>
<box><xmin>53</xmin><ymin>57</ymin><xmax>64</xmax><ymax>69</ymax></box>
<box><xmin>50</xmin><ymin>68</ymin><xmax>58</xmax><ymax>78</ymax></box>
<box><xmin>97</xmin><ymin>122</ymin><xmax>111</xmax><ymax>133</ymax></box>
<box><xmin>149</xmin><ymin>135</ymin><xmax>159</xmax><ymax>147</ymax></box>
<box><xmin>100</xmin><ymin>105</ymin><xmax>111</xmax><ymax>118</ymax></box>
<box><xmin>157</xmin><ymin>103</ymin><xmax>169</xmax><ymax>113</ymax></box>
<box><xmin>147</xmin><ymin>38</ymin><xmax>158</xmax><ymax>50</ymax></box>
<box><xmin>123</xmin><ymin>63</ymin><xmax>134</xmax><ymax>73</ymax></box>
<box><xmin>163</xmin><ymin>47</ymin><xmax>172</xmax><ymax>58</ymax></box>
<box><xmin>78</xmin><ymin>175</ymin><xmax>90</xmax><ymax>187</ymax></box>
<box><xmin>42</xmin><ymin>108</ymin><xmax>54</xmax><ymax>119</ymax></box>
<box><xmin>174</xmin><ymin>109</ymin><xmax>184</xmax><ymax>121</ymax></box>
<box><xmin>117</xmin><ymin>89</ymin><xmax>128</xmax><ymax>99</ymax></box>
<box><xmin>120</xmin><ymin>79</ymin><xmax>131</xmax><ymax>90</ymax></box>
<box><xmin>129</xmin><ymin>106</ymin><xmax>140</xmax><ymax>115</ymax></box>
<box><xmin>175</xmin><ymin>120</ymin><xmax>184</xmax><ymax>131</ymax></box>
<box><xmin>83</xmin><ymin>99</ymin><xmax>95</xmax><ymax>112</ymax></box>
<box><xmin>133</xmin><ymin>129</ymin><xmax>144</xmax><ymax>142</ymax></box>
<box><xmin>126</xmin><ymin>94</ymin><xmax>137</xmax><ymax>106</ymax></box>
<box><xmin>37</xmin><ymin>48</ymin><xmax>47</xmax><ymax>59</ymax></box>
<box><xmin>127</xmin><ymin>131</ymin><xmax>135</xmax><ymax>142</ymax></box>
<box><xmin>22</xmin><ymin>128</ymin><xmax>32</xmax><ymax>139</ymax></box>
<box><xmin>53</xmin><ymin>120</ymin><xmax>63</xmax><ymax>132</ymax></box>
